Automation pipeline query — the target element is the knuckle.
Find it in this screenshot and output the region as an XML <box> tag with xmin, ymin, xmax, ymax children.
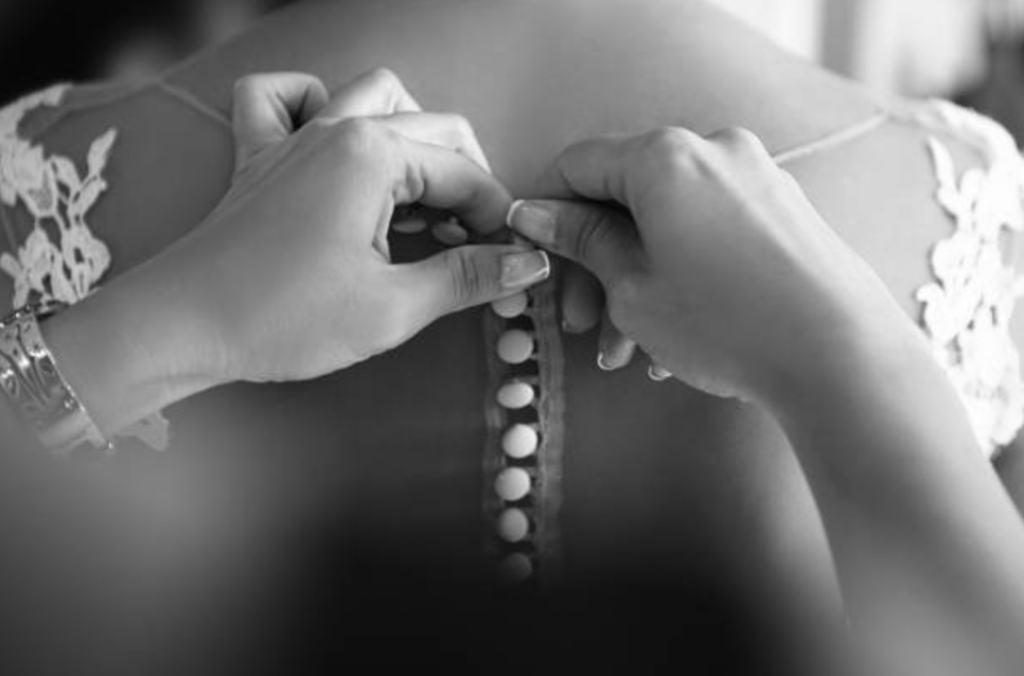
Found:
<box><xmin>448</xmin><ymin>249</ymin><xmax>485</xmax><ymax>308</ymax></box>
<box><xmin>233</xmin><ymin>74</ymin><xmax>262</xmax><ymax>98</ymax></box>
<box><xmin>331</xmin><ymin>117</ymin><xmax>386</xmax><ymax>158</ymax></box>
<box><xmin>639</xmin><ymin>126</ymin><xmax>703</xmax><ymax>174</ymax></box>
<box><xmin>570</xmin><ymin>207</ymin><xmax>615</xmax><ymax>262</ymax></box>
<box><xmin>448</xmin><ymin>113</ymin><xmax>476</xmax><ymax>140</ymax></box>
<box><xmin>606</xmin><ymin>274</ymin><xmax>644</xmax><ymax>324</ymax></box>
<box><xmin>437</xmin><ymin>113</ymin><xmax>477</xmax><ymax>150</ymax></box>
<box><xmin>647</xmin><ymin>126</ymin><xmax>698</xmax><ymax>154</ymax></box>
<box><xmin>367</xmin><ymin>66</ymin><xmax>401</xmax><ymax>90</ymax></box>
<box><xmin>712</xmin><ymin>126</ymin><xmax>766</xmax><ymax>156</ymax></box>
<box><xmin>609</xmin><ymin>273</ymin><xmax>644</xmax><ymax>307</ymax></box>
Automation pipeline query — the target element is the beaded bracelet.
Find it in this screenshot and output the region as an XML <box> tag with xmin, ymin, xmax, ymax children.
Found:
<box><xmin>0</xmin><ymin>302</ymin><xmax>112</xmax><ymax>456</ymax></box>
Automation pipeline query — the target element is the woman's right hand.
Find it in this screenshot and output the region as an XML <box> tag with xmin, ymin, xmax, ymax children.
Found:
<box><xmin>43</xmin><ymin>69</ymin><xmax>550</xmax><ymax>435</ymax></box>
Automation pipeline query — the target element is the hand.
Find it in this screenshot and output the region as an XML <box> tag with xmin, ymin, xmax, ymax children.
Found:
<box><xmin>508</xmin><ymin>126</ymin><xmax>915</xmax><ymax>404</ymax></box>
<box><xmin>161</xmin><ymin>69</ymin><xmax>550</xmax><ymax>384</ymax></box>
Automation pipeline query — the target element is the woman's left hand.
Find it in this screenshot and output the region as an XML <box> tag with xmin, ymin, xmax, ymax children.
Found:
<box><xmin>507</xmin><ymin>126</ymin><xmax>920</xmax><ymax>405</ymax></box>
<box><xmin>508</xmin><ymin>127</ymin><xmax>1024</xmax><ymax>675</ymax></box>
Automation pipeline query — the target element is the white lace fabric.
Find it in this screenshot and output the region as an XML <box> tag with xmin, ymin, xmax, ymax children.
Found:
<box><xmin>909</xmin><ymin>101</ymin><xmax>1024</xmax><ymax>458</ymax></box>
<box><xmin>0</xmin><ymin>84</ymin><xmax>168</xmax><ymax>451</ymax></box>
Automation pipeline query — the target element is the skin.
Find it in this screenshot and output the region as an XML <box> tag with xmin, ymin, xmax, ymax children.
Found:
<box><xmin>1</xmin><ymin>0</ymin><xmax>1023</xmax><ymax>670</ymax></box>
<box><xmin>509</xmin><ymin>128</ymin><xmax>1024</xmax><ymax>674</ymax></box>
<box><xmin>41</xmin><ymin>69</ymin><xmax>551</xmax><ymax>435</ymax></box>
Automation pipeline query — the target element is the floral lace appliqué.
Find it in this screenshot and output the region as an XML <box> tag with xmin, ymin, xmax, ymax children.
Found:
<box><xmin>0</xmin><ymin>84</ymin><xmax>168</xmax><ymax>451</ymax></box>
<box><xmin>915</xmin><ymin>102</ymin><xmax>1024</xmax><ymax>458</ymax></box>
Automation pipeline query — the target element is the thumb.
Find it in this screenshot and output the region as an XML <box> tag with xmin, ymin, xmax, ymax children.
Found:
<box><xmin>397</xmin><ymin>246</ymin><xmax>551</xmax><ymax>324</ymax></box>
<box><xmin>231</xmin><ymin>72</ymin><xmax>330</xmax><ymax>171</ymax></box>
<box><xmin>506</xmin><ymin>199</ymin><xmax>640</xmax><ymax>285</ymax></box>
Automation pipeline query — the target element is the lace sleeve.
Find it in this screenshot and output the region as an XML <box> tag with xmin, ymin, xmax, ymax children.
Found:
<box><xmin>0</xmin><ymin>84</ymin><xmax>168</xmax><ymax>452</ymax></box>
<box><xmin>907</xmin><ymin>102</ymin><xmax>1024</xmax><ymax>459</ymax></box>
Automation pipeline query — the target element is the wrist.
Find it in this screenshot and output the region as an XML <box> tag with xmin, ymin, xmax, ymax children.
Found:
<box><xmin>761</xmin><ymin>300</ymin><xmax>988</xmax><ymax>480</ymax></box>
<box><xmin>41</xmin><ymin>255</ymin><xmax>226</xmax><ymax>437</ymax></box>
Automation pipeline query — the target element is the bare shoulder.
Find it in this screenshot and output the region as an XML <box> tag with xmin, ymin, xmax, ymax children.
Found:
<box><xmin>787</xmin><ymin>102</ymin><xmax>1024</xmax><ymax>464</ymax></box>
<box><xmin>783</xmin><ymin>116</ymin><xmax>982</xmax><ymax>320</ymax></box>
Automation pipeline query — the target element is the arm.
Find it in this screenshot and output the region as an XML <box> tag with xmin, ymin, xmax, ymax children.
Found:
<box><xmin>508</xmin><ymin>125</ymin><xmax>1024</xmax><ymax>674</ymax></box>
<box><xmin>772</xmin><ymin>311</ymin><xmax>1024</xmax><ymax>674</ymax></box>
<box><xmin>0</xmin><ymin>70</ymin><xmax>548</xmax><ymax>450</ymax></box>
<box><xmin>38</xmin><ymin>249</ymin><xmax>220</xmax><ymax>436</ymax></box>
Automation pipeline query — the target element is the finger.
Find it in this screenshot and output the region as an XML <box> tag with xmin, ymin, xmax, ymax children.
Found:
<box><xmin>377</xmin><ymin>112</ymin><xmax>492</xmax><ymax>173</ymax></box>
<box><xmin>388</xmin><ymin>134</ymin><xmax>512</xmax><ymax>235</ymax></box>
<box><xmin>596</xmin><ymin>311</ymin><xmax>636</xmax><ymax>371</ymax></box>
<box><xmin>232</xmin><ymin>72</ymin><xmax>330</xmax><ymax>170</ymax></box>
<box><xmin>534</xmin><ymin>133</ymin><xmax>633</xmax><ymax>202</ymax></box>
<box><xmin>560</xmin><ymin>263</ymin><xmax>603</xmax><ymax>333</ymax></box>
<box><xmin>394</xmin><ymin>246</ymin><xmax>551</xmax><ymax>325</ymax></box>
<box><xmin>506</xmin><ymin>198</ymin><xmax>641</xmax><ymax>284</ymax></box>
<box><xmin>536</xmin><ymin>128</ymin><xmax>705</xmax><ymax>205</ymax></box>
<box><xmin>317</xmin><ymin>67</ymin><xmax>422</xmax><ymax>121</ymax></box>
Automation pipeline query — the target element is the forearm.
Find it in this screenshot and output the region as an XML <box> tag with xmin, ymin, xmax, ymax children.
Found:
<box><xmin>40</xmin><ymin>252</ymin><xmax>223</xmax><ymax>438</ymax></box>
<box><xmin>770</xmin><ymin>320</ymin><xmax>1024</xmax><ymax>673</ymax></box>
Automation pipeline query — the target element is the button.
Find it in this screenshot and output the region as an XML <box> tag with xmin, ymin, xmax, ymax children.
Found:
<box><xmin>498</xmin><ymin>553</ymin><xmax>533</xmax><ymax>584</ymax></box>
<box><xmin>495</xmin><ymin>467</ymin><xmax>531</xmax><ymax>502</ymax></box>
<box><xmin>502</xmin><ymin>424</ymin><xmax>538</xmax><ymax>459</ymax></box>
<box><xmin>491</xmin><ymin>292</ymin><xmax>528</xmax><ymax>319</ymax></box>
<box><xmin>496</xmin><ymin>329</ymin><xmax>534</xmax><ymax>365</ymax></box>
<box><xmin>496</xmin><ymin>381</ymin><xmax>534</xmax><ymax>409</ymax></box>
<box><xmin>392</xmin><ymin>217</ymin><xmax>428</xmax><ymax>235</ymax></box>
<box><xmin>497</xmin><ymin>508</ymin><xmax>530</xmax><ymax>542</ymax></box>
<box><xmin>431</xmin><ymin>218</ymin><xmax>469</xmax><ymax>246</ymax></box>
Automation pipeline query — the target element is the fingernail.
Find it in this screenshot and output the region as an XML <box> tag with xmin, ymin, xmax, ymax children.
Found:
<box><xmin>501</xmin><ymin>250</ymin><xmax>550</xmax><ymax>289</ymax></box>
<box><xmin>597</xmin><ymin>352</ymin><xmax>615</xmax><ymax>371</ymax></box>
<box><xmin>648</xmin><ymin>364</ymin><xmax>672</xmax><ymax>382</ymax></box>
<box><xmin>506</xmin><ymin>200</ymin><xmax>555</xmax><ymax>245</ymax></box>
<box><xmin>432</xmin><ymin>218</ymin><xmax>469</xmax><ymax>247</ymax></box>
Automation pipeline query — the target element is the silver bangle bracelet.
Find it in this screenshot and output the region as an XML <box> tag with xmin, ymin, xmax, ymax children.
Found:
<box><xmin>0</xmin><ymin>302</ymin><xmax>112</xmax><ymax>456</ymax></box>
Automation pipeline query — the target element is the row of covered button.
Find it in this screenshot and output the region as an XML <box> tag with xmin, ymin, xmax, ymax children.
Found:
<box><xmin>392</xmin><ymin>216</ymin><xmax>543</xmax><ymax>584</ymax></box>
<box><xmin>491</xmin><ymin>290</ymin><xmax>541</xmax><ymax>584</ymax></box>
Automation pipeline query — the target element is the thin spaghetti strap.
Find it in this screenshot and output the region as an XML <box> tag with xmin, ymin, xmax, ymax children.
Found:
<box><xmin>152</xmin><ymin>79</ymin><xmax>231</xmax><ymax>128</ymax></box>
<box><xmin>22</xmin><ymin>80</ymin><xmax>149</xmax><ymax>137</ymax></box>
<box><xmin>20</xmin><ymin>78</ymin><xmax>230</xmax><ymax>138</ymax></box>
<box><xmin>772</xmin><ymin>111</ymin><xmax>890</xmax><ymax>165</ymax></box>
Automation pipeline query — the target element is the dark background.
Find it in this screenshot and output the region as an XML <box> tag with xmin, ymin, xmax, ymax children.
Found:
<box><xmin>0</xmin><ymin>0</ymin><xmax>291</xmax><ymax>103</ymax></box>
<box><xmin>0</xmin><ymin>0</ymin><xmax>1022</xmax><ymax>143</ymax></box>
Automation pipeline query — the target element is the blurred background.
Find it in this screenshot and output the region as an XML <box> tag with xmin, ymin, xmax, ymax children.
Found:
<box><xmin>0</xmin><ymin>0</ymin><xmax>1023</xmax><ymax>137</ymax></box>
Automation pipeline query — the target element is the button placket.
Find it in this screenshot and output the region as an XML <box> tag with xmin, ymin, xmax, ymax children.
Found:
<box><xmin>486</xmin><ymin>288</ymin><xmax>545</xmax><ymax>585</ymax></box>
<box><xmin>397</xmin><ymin>212</ymin><xmax>545</xmax><ymax>582</ymax></box>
